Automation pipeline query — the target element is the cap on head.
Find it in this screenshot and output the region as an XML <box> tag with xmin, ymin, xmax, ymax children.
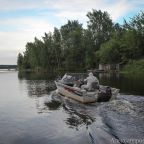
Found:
<box><xmin>88</xmin><ymin>72</ymin><xmax>93</xmax><ymax>76</ymax></box>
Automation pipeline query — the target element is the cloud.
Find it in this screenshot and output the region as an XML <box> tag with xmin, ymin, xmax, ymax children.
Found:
<box><xmin>44</xmin><ymin>0</ymin><xmax>134</xmax><ymax>23</ymax></box>
<box><xmin>52</xmin><ymin>0</ymin><xmax>143</xmax><ymax>23</ymax></box>
<box><xmin>105</xmin><ymin>0</ymin><xmax>131</xmax><ymax>21</ymax></box>
<box><xmin>0</xmin><ymin>17</ymin><xmax>54</xmax><ymax>48</ymax></box>
<box><xmin>0</xmin><ymin>17</ymin><xmax>54</xmax><ymax>64</ymax></box>
<box><xmin>0</xmin><ymin>50</ymin><xmax>17</xmax><ymax>64</ymax></box>
<box><xmin>55</xmin><ymin>11</ymin><xmax>88</xmax><ymax>26</ymax></box>
<box><xmin>0</xmin><ymin>31</ymin><xmax>32</xmax><ymax>64</ymax></box>
<box><xmin>0</xmin><ymin>56</ymin><xmax>17</xmax><ymax>65</ymax></box>
<box><xmin>46</xmin><ymin>0</ymin><xmax>103</xmax><ymax>23</ymax></box>
<box><xmin>45</xmin><ymin>0</ymin><xmax>97</xmax><ymax>11</ymax></box>
<box><xmin>0</xmin><ymin>0</ymin><xmax>44</xmax><ymax>10</ymax></box>
<box><xmin>0</xmin><ymin>0</ymin><xmax>143</xmax><ymax>64</ymax></box>
<box><xmin>0</xmin><ymin>0</ymin><xmax>142</xmax><ymax>23</ymax></box>
<box><xmin>0</xmin><ymin>0</ymin><xmax>135</xmax><ymax>22</ymax></box>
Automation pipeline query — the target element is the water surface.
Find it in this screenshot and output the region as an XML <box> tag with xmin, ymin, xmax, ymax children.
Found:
<box><xmin>0</xmin><ymin>71</ymin><xmax>144</xmax><ymax>144</ymax></box>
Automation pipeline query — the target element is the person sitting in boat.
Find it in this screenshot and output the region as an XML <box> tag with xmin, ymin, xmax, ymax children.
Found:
<box><xmin>73</xmin><ymin>79</ymin><xmax>84</xmax><ymax>88</ymax></box>
<box><xmin>60</xmin><ymin>73</ymin><xmax>72</xmax><ymax>84</ymax></box>
<box><xmin>81</xmin><ymin>72</ymin><xmax>99</xmax><ymax>91</ymax></box>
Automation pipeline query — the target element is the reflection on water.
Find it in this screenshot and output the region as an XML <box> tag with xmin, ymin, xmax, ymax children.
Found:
<box><xmin>18</xmin><ymin>71</ymin><xmax>61</xmax><ymax>80</ymax></box>
<box><xmin>62</xmin><ymin>100</ymin><xmax>95</xmax><ymax>130</ymax></box>
<box><xmin>44</xmin><ymin>100</ymin><xmax>61</xmax><ymax>110</ymax></box>
<box><xmin>26</xmin><ymin>80</ymin><xmax>56</xmax><ymax>97</ymax></box>
<box><xmin>34</xmin><ymin>91</ymin><xmax>96</xmax><ymax>131</ymax></box>
<box><xmin>19</xmin><ymin>70</ymin><xmax>97</xmax><ymax>133</ymax></box>
<box><xmin>0</xmin><ymin>71</ymin><xmax>144</xmax><ymax>144</ymax></box>
<box><xmin>98</xmin><ymin>72</ymin><xmax>144</xmax><ymax>95</ymax></box>
<box><xmin>18</xmin><ymin>71</ymin><xmax>144</xmax><ymax>96</ymax></box>
<box><xmin>19</xmin><ymin>71</ymin><xmax>143</xmax><ymax>144</ymax></box>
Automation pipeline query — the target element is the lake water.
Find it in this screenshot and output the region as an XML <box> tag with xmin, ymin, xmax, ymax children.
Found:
<box><xmin>0</xmin><ymin>71</ymin><xmax>144</xmax><ymax>144</ymax></box>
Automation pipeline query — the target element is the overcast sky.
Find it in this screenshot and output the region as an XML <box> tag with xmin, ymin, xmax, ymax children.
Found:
<box><xmin>0</xmin><ymin>0</ymin><xmax>143</xmax><ymax>64</ymax></box>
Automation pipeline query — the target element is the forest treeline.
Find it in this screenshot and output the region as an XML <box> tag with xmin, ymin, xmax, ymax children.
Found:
<box><xmin>0</xmin><ymin>65</ymin><xmax>17</xmax><ymax>69</ymax></box>
<box><xmin>17</xmin><ymin>10</ymin><xmax>144</xmax><ymax>71</ymax></box>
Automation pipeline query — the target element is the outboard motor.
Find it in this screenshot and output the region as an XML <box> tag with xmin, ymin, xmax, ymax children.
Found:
<box><xmin>89</xmin><ymin>82</ymin><xmax>99</xmax><ymax>91</ymax></box>
<box><xmin>106</xmin><ymin>86</ymin><xmax>112</xmax><ymax>97</ymax></box>
<box><xmin>97</xmin><ymin>86</ymin><xmax>112</xmax><ymax>102</ymax></box>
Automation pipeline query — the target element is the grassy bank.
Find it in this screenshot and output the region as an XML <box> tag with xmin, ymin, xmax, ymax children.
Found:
<box><xmin>121</xmin><ymin>59</ymin><xmax>144</xmax><ymax>74</ymax></box>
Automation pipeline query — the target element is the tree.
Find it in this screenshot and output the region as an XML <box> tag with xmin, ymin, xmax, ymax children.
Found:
<box><xmin>83</xmin><ymin>30</ymin><xmax>96</xmax><ymax>68</ymax></box>
<box><xmin>42</xmin><ymin>32</ymin><xmax>54</xmax><ymax>69</ymax></box>
<box><xmin>17</xmin><ymin>53</ymin><xmax>23</xmax><ymax>69</ymax></box>
<box><xmin>53</xmin><ymin>27</ymin><xmax>62</xmax><ymax>69</ymax></box>
<box><xmin>97</xmin><ymin>39</ymin><xmax>121</xmax><ymax>63</ymax></box>
<box><xmin>17</xmin><ymin>10</ymin><xmax>144</xmax><ymax>71</ymax></box>
<box><xmin>60</xmin><ymin>20</ymin><xmax>84</xmax><ymax>69</ymax></box>
<box><xmin>87</xmin><ymin>9</ymin><xmax>113</xmax><ymax>50</ymax></box>
<box><xmin>123</xmin><ymin>11</ymin><xmax>144</xmax><ymax>56</ymax></box>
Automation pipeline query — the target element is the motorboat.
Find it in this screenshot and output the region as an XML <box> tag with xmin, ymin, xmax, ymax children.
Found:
<box><xmin>55</xmin><ymin>73</ymin><xmax>120</xmax><ymax>103</ymax></box>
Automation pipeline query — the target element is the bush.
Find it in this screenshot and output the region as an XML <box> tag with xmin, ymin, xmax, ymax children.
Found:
<box><xmin>122</xmin><ymin>59</ymin><xmax>144</xmax><ymax>74</ymax></box>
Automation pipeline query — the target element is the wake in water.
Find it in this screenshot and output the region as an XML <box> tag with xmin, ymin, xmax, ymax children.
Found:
<box><xmin>41</xmin><ymin>91</ymin><xmax>144</xmax><ymax>144</ymax></box>
<box><xmin>97</xmin><ymin>95</ymin><xmax>144</xmax><ymax>144</ymax></box>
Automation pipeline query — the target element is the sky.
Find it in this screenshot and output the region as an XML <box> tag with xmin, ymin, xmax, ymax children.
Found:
<box><xmin>0</xmin><ymin>0</ymin><xmax>143</xmax><ymax>64</ymax></box>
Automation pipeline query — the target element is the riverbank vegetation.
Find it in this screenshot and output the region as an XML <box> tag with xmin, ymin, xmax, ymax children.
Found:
<box><xmin>17</xmin><ymin>10</ymin><xmax>144</xmax><ymax>73</ymax></box>
<box><xmin>121</xmin><ymin>59</ymin><xmax>144</xmax><ymax>74</ymax></box>
<box><xmin>0</xmin><ymin>65</ymin><xmax>17</xmax><ymax>69</ymax></box>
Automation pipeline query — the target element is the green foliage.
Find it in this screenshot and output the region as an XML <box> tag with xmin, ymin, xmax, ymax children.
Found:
<box><xmin>121</xmin><ymin>30</ymin><xmax>142</xmax><ymax>59</ymax></box>
<box><xmin>97</xmin><ymin>39</ymin><xmax>121</xmax><ymax>63</ymax></box>
<box><xmin>17</xmin><ymin>53</ymin><xmax>23</xmax><ymax>69</ymax></box>
<box><xmin>97</xmin><ymin>11</ymin><xmax>144</xmax><ymax>65</ymax></box>
<box><xmin>122</xmin><ymin>59</ymin><xmax>144</xmax><ymax>74</ymax></box>
<box><xmin>60</xmin><ymin>20</ymin><xmax>85</xmax><ymax>69</ymax></box>
<box><xmin>85</xmin><ymin>9</ymin><xmax>114</xmax><ymax>67</ymax></box>
<box><xmin>17</xmin><ymin>10</ymin><xmax>144</xmax><ymax>72</ymax></box>
<box><xmin>87</xmin><ymin>9</ymin><xmax>113</xmax><ymax>50</ymax></box>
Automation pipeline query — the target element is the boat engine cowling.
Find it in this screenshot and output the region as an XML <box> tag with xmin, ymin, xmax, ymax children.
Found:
<box><xmin>97</xmin><ymin>86</ymin><xmax>112</xmax><ymax>102</ymax></box>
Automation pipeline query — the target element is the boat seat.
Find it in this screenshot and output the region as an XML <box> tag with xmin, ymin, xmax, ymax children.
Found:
<box><xmin>88</xmin><ymin>82</ymin><xmax>99</xmax><ymax>92</ymax></box>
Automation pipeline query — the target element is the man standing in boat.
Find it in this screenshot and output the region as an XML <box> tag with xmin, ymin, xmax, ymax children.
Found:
<box><xmin>81</xmin><ymin>72</ymin><xmax>99</xmax><ymax>91</ymax></box>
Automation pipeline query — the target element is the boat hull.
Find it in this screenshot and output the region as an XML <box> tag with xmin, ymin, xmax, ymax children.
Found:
<box><xmin>55</xmin><ymin>81</ymin><xmax>97</xmax><ymax>103</ymax></box>
<box><xmin>55</xmin><ymin>81</ymin><xmax>120</xmax><ymax>103</ymax></box>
